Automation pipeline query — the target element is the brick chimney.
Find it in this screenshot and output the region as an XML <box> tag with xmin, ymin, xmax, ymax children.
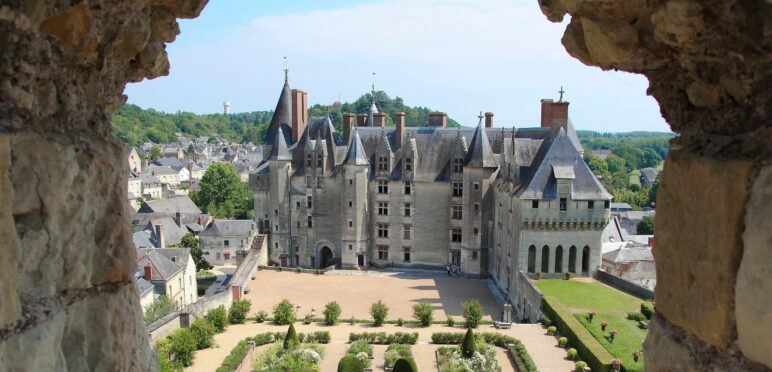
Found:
<box><xmin>175</xmin><ymin>211</ymin><xmax>183</xmax><ymax>227</ymax></box>
<box><xmin>648</xmin><ymin>236</ymin><xmax>654</xmax><ymax>249</ymax></box>
<box><xmin>395</xmin><ymin>112</ymin><xmax>406</xmax><ymax>147</ymax></box>
<box><xmin>541</xmin><ymin>99</ymin><xmax>569</xmax><ymax>135</ymax></box>
<box><xmin>356</xmin><ymin>114</ymin><xmax>368</xmax><ymax>126</ymax></box>
<box><xmin>143</xmin><ymin>265</ymin><xmax>152</xmax><ymax>280</ymax></box>
<box><xmin>155</xmin><ymin>223</ymin><xmax>165</xmax><ymax>248</ymax></box>
<box><xmin>343</xmin><ymin>114</ymin><xmax>355</xmax><ymax>144</ymax></box>
<box><xmin>373</xmin><ymin>112</ymin><xmax>386</xmax><ymax>127</ymax></box>
<box><xmin>291</xmin><ymin>89</ymin><xmax>308</xmax><ymax>143</ymax></box>
<box><xmin>484</xmin><ymin>112</ymin><xmax>494</xmax><ymax>128</ymax></box>
<box><xmin>428</xmin><ymin>112</ymin><xmax>447</xmax><ymax>127</ymax></box>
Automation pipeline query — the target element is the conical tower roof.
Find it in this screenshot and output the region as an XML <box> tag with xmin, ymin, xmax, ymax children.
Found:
<box><xmin>344</xmin><ymin>129</ymin><xmax>369</xmax><ymax>165</ymax></box>
<box><xmin>269</xmin><ymin>126</ymin><xmax>291</xmax><ymax>161</ymax></box>
<box><xmin>466</xmin><ymin>114</ymin><xmax>497</xmax><ymax>167</ymax></box>
<box><xmin>264</xmin><ymin>80</ymin><xmax>293</xmax><ymax>145</ymax></box>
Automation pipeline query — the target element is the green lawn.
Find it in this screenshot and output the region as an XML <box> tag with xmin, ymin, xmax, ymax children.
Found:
<box><xmin>196</xmin><ymin>270</ymin><xmax>215</xmax><ymax>277</ymax></box>
<box><xmin>628</xmin><ymin>169</ymin><xmax>641</xmax><ymax>186</ymax></box>
<box><xmin>535</xmin><ymin>279</ymin><xmax>648</xmax><ymax>372</ymax></box>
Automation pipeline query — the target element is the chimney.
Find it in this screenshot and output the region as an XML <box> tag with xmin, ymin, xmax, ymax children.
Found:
<box><xmin>395</xmin><ymin>112</ymin><xmax>405</xmax><ymax>147</ymax></box>
<box><xmin>484</xmin><ymin>112</ymin><xmax>494</xmax><ymax>128</ymax></box>
<box><xmin>291</xmin><ymin>89</ymin><xmax>308</xmax><ymax>144</ymax></box>
<box><xmin>143</xmin><ymin>265</ymin><xmax>152</xmax><ymax>280</ymax></box>
<box><xmin>175</xmin><ymin>211</ymin><xmax>183</xmax><ymax>227</ymax></box>
<box><xmin>343</xmin><ymin>114</ymin><xmax>355</xmax><ymax>144</ymax></box>
<box><xmin>541</xmin><ymin>99</ymin><xmax>569</xmax><ymax>135</ymax></box>
<box><xmin>373</xmin><ymin>112</ymin><xmax>386</xmax><ymax>127</ymax></box>
<box><xmin>356</xmin><ymin>114</ymin><xmax>368</xmax><ymax>126</ymax></box>
<box><xmin>155</xmin><ymin>223</ymin><xmax>165</xmax><ymax>248</ymax></box>
<box><xmin>428</xmin><ymin>112</ymin><xmax>447</xmax><ymax>127</ymax></box>
<box><xmin>648</xmin><ymin>236</ymin><xmax>654</xmax><ymax>249</ymax></box>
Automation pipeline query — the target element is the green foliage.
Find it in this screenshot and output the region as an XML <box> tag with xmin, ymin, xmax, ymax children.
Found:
<box><xmin>348</xmin><ymin>332</ymin><xmax>419</xmax><ymax>345</ymax></box>
<box><xmin>559</xmin><ymin>336</ymin><xmax>569</xmax><ymax>347</ymax></box>
<box><xmin>206</xmin><ymin>307</ymin><xmax>229</xmax><ymax>332</ymax></box>
<box><xmin>640</xmin><ymin>302</ymin><xmax>655</xmax><ymax>320</ymax></box>
<box><xmin>254</xmin><ymin>343</ymin><xmax>324</xmax><ymax>371</ymax></box>
<box><xmin>191</xmin><ymin>163</ymin><xmax>253</xmax><ymax>219</ymax></box>
<box><xmin>154</xmin><ymin>338</ymin><xmax>182</xmax><ymax>372</ymax></box>
<box><xmin>150</xmin><ymin>146</ymin><xmax>162</xmax><ymax>160</ymax></box>
<box><xmin>547</xmin><ymin>326</ymin><xmax>557</xmax><ymax>335</ymax></box>
<box><xmin>168</xmin><ymin>328</ymin><xmax>197</xmax><ymax>367</ymax></box>
<box><xmin>461</xmin><ymin>328</ymin><xmax>476</xmax><ymax>358</ymax></box>
<box><xmin>272</xmin><ymin>299</ymin><xmax>296</xmax><ymax>325</ymax></box>
<box><xmin>392</xmin><ymin>357</ymin><xmax>418</xmax><ymax>372</ymax></box>
<box><xmin>636</xmin><ymin>216</ymin><xmax>655</xmax><ymax>235</ymax></box>
<box><xmin>303</xmin><ymin>313</ymin><xmax>314</xmax><ymax>324</ymax></box>
<box><xmin>171</xmin><ymin>233</ymin><xmax>209</xmax><ymax>271</ymax></box>
<box><xmin>626</xmin><ymin>312</ymin><xmax>647</xmax><ymax>322</ymax></box>
<box><xmin>538</xmin><ymin>315</ymin><xmax>552</xmax><ymax>327</ymax></box>
<box><xmin>431</xmin><ymin>332</ymin><xmax>537</xmax><ymax>372</ymax></box>
<box><xmin>190</xmin><ymin>318</ymin><xmax>216</xmax><ymax>349</ymax></box>
<box><xmin>567</xmin><ymin>348</ymin><xmax>578</xmax><ymax>360</ymax></box>
<box><xmin>397</xmin><ymin>318</ymin><xmax>404</xmax><ymax>326</ymax></box>
<box><xmin>412</xmin><ymin>302</ymin><xmax>433</xmax><ymax>327</ymax></box>
<box><xmin>370</xmin><ymin>300</ymin><xmax>389</xmax><ymax>326</ymax></box>
<box><xmin>462</xmin><ymin>300</ymin><xmax>483</xmax><ymax>328</ymax></box>
<box><xmin>576</xmin><ymin>361</ymin><xmax>589</xmax><ymax>372</ymax></box>
<box><xmin>283</xmin><ymin>323</ymin><xmax>300</xmax><ymax>350</ymax></box>
<box><xmin>144</xmin><ymin>296</ymin><xmax>178</xmax><ymax>325</ymax></box>
<box><xmin>215</xmin><ymin>340</ymin><xmax>249</xmax><ymax>372</ymax></box>
<box><xmin>323</xmin><ymin>301</ymin><xmax>342</xmax><ymax>326</ymax></box>
<box><xmin>446</xmin><ymin>316</ymin><xmax>455</xmax><ymax>327</ymax></box>
<box><xmin>385</xmin><ymin>344</ymin><xmax>414</xmax><ymax>369</ymax></box>
<box><xmin>337</xmin><ymin>355</ymin><xmax>365</xmax><ymax>372</ymax></box>
<box><xmin>256</xmin><ymin>310</ymin><xmax>268</xmax><ymax>323</ymax></box>
<box><xmin>346</xmin><ymin>340</ymin><xmax>374</xmax><ymax>367</ymax></box>
<box><xmin>228</xmin><ymin>299</ymin><xmax>251</xmax><ymax>324</ymax></box>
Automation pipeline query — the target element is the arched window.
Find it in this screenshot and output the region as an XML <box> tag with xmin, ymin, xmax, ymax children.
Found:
<box><xmin>569</xmin><ymin>246</ymin><xmax>577</xmax><ymax>273</ymax></box>
<box><xmin>527</xmin><ymin>245</ymin><xmax>536</xmax><ymax>273</ymax></box>
<box><xmin>582</xmin><ymin>246</ymin><xmax>590</xmax><ymax>273</ymax></box>
<box><xmin>541</xmin><ymin>246</ymin><xmax>550</xmax><ymax>273</ymax></box>
<box><xmin>555</xmin><ymin>246</ymin><xmax>563</xmax><ymax>273</ymax></box>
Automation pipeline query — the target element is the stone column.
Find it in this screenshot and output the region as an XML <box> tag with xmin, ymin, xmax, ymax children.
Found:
<box><xmin>548</xmin><ymin>246</ymin><xmax>556</xmax><ymax>274</ymax></box>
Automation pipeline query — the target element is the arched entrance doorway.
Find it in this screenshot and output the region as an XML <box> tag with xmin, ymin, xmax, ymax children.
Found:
<box><xmin>320</xmin><ymin>246</ymin><xmax>333</xmax><ymax>268</ymax></box>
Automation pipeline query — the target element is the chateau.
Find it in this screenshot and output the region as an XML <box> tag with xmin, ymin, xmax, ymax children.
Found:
<box><xmin>250</xmin><ymin>76</ymin><xmax>612</xmax><ymax>291</ymax></box>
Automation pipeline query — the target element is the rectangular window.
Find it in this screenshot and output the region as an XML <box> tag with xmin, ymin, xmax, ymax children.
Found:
<box><xmin>296</xmin><ymin>201</ymin><xmax>300</xmax><ymax>208</ymax></box>
<box><xmin>348</xmin><ymin>220</ymin><xmax>353</xmax><ymax>228</ymax></box>
<box><xmin>588</xmin><ymin>201</ymin><xmax>594</xmax><ymax>209</ymax></box>
<box><xmin>404</xmin><ymin>224</ymin><xmax>411</xmax><ymax>240</ymax></box>
<box><xmin>472</xmin><ymin>251</ymin><xmax>478</xmax><ymax>260</ymax></box>
<box><xmin>451</xmin><ymin>228</ymin><xmax>462</xmax><ymax>242</ymax></box>
<box><xmin>306</xmin><ymin>176</ymin><xmax>312</xmax><ymax>187</ymax></box>
<box><xmin>316</xmin><ymin>157</ymin><xmax>323</xmax><ymax>167</ymax></box>
<box><xmin>474</xmin><ymin>203</ymin><xmax>479</xmax><ymax>213</ymax></box>
<box><xmin>452</xmin><ymin>182</ymin><xmax>463</xmax><ymax>197</ymax></box>
<box><xmin>405</xmin><ymin>157</ymin><xmax>412</xmax><ymax>171</ymax></box>
<box><xmin>349</xmin><ymin>179</ymin><xmax>353</xmax><ymax>185</ymax></box>
<box><xmin>473</xmin><ymin>182</ymin><xmax>479</xmax><ymax>191</ymax></box>
<box><xmin>404</xmin><ymin>203</ymin><xmax>412</xmax><ymax>217</ymax></box>
<box><xmin>348</xmin><ymin>200</ymin><xmax>353</xmax><ymax>208</ymax></box>
<box><xmin>377</xmin><ymin>179</ymin><xmax>389</xmax><ymax>194</ymax></box>
<box><xmin>348</xmin><ymin>244</ymin><xmax>353</xmax><ymax>250</ymax></box>
<box><xmin>560</xmin><ymin>198</ymin><xmax>567</xmax><ymax>211</ymax></box>
<box><xmin>453</xmin><ymin>158</ymin><xmax>463</xmax><ymax>172</ymax></box>
<box><xmin>378</xmin><ymin>246</ymin><xmax>389</xmax><ymax>260</ymax></box>
<box><xmin>316</xmin><ymin>178</ymin><xmax>323</xmax><ymax>189</ymax></box>
<box><xmin>274</xmin><ymin>209</ymin><xmax>278</xmax><ymax>216</ymax></box>
<box><xmin>378</xmin><ymin>202</ymin><xmax>389</xmax><ymax>216</ymax></box>
<box><xmin>473</xmin><ymin>227</ymin><xmax>479</xmax><ymax>236</ymax></box>
<box><xmin>451</xmin><ymin>205</ymin><xmax>463</xmax><ymax>220</ymax></box>
<box><xmin>307</xmin><ymin>215</ymin><xmax>313</xmax><ymax>228</ymax></box>
<box><xmin>296</xmin><ymin>221</ymin><xmax>301</xmax><ymax>228</ymax></box>
<box><xmin>307</xmin><ymin>196</ymin><xmax>312</xmax><ymax>208</ymax></box>
<box><xmin>604</xmin><ymin>200</ymin><xmax>610</xmax><ymax>209</ymax></box>
<box><xmin>403</xmin><ymin>247</ymin><xmax>411</xmax><ymax>262</ymax></box>
<box><xmin>404</xmin><ymin>182</ymin><xmax>411</xmax><ymax>195</ymax></box>
<box><xmin>224</xmin><ymin>240</ymin><xmax>229</xmax><ymax>246</ymax></box>
<box><xmin>306</xmin><ymin>154</ymin><xmax>312</xmax><ymax>167</ymax></box>
<box><xmin>532</xmin><ymin>200</ymin><xmax>539</xmax><ymax>208</ymax></box>
<box><xmin>378</xmin><ymin>156</ymin><xmax>388</xmax><ymax>171</ymax></box>
<box><xmin>377</xmin><ymin>224</ymin><xmax>389</xmax><ymax>238</ymax></box>
<box><xmin>274</xmin><ymin>225</ymin><xmax>278</xmax><ymax>232</ymax></box>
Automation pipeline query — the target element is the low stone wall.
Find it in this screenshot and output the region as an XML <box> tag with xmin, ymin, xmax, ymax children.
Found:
<box><xmin>146</xmin><ymin>311</ymin><xmax>183</xmax><ymax>344</ymax></box>
<box><xmin>184</xmin><ymin>290</ymin><xmax>232</xmax><ymax>319</ymax></box>
<box><xmin>514</xmin><ymin>271</ymin><xmax>543</xmax><ymax>323</ymax></box>
<box><xmin>595</xmin><ymin>270</ymin><xmax>654</xmax><ymax>300</ymax></box>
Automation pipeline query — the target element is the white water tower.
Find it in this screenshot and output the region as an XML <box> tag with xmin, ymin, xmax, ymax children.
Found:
<box><xmin>223</xmin><ymin>101</ymin><xmax>231</xmax><ymax>114</ymax></box>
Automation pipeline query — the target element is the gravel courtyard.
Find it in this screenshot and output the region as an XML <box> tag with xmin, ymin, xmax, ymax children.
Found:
<box><xmin>245</xmin><ymin>270</ymin><xmax>502</xmax><ymax>321</ymax></box>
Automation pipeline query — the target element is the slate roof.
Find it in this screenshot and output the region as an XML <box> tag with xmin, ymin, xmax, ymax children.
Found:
<box><xmin>602</xmin><ymin>242</ymin><xmax>654</xmax><ymax>263</ymax></box>
<box><xmin>136</xmin><ymin>277</ymin><xmax>155</xmax><ymax>298</ymax></box>
<box><xmin>138</xmin><ymin>196</ymin><xmax>202</xmax><ymax>214</ymax></box>
<box><xmin>145</xmin><ymin>217</ymin><xmax>190</xmax><ymax>247</ymax></box>
<box><xmin>264</xmin><ymin>80</ymin><xmax>293</xmax><ymax>146</ymax></box>
<box><xmin>344</xmin><ymin>129</ymin><xmax>369</xmax><ymax>165</ymax></box>
<box><xmin>153</xmin><ymin>157</ymin><xmax>183</xmax><ymax>168</ymax></box>
<box><xmin>136</xmin><ymin>249</ymin><xmax>184</xmax><ymax>280</ymax></box>
<box><xmin>269</xmin><ymin>126</ymin><xmax>291</xmax><ymax>161</ymax></box>
<box><xmin>465</xmin><ymin>119</ymin><xmax>497</xmax><ymax>168</ymax></box>
<box><xmin>640</xmin><ymin>167</ymin><xmax>659</xmax><ymax>183</ymax></box>
<box><xmin>133</xmin><ymin>230</ymin><xmax>154</xmax><ymax>249</ymax></box>
<box><xmin>602</xmin><ymin>216</ymin><xmax>624</xmax><ymax>243</ymax></box>
<box><xmin>200</xmin><ymin>219</ymin><xmax>256</xmax><ymax>238</ymax></box>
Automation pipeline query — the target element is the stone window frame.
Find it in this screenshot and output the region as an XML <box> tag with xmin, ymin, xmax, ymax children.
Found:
<box><xmin>404</xmin><ymin>182</ymin><xmax>412</xmax><ymax>195</ymax></box>
<box><xmin>532</xmin><ymin>200</ymin><xmax>539</xmax><ymax>209</ymax></box>
<box><xmin>403</xmin><ymin>224</ymin><xmax>412</xmax><ymax>240</ymax></box>
<box><xmin>560</xmin><ymin>198</ymin><xmax>567</xmax><ymax>211</ymax></box>
<box><xmin>453</xmin><ymin>158</ymin><xmax>463</xmax><ymax>173</ymax></box>
<box><xmin>405</xmin><ymin>157</ymin><xmax>412</xmax><ymax>171</ymax></box>
<box><xmin>377</xmin><ymin>179</ymin><xmax>389</xmax><ymax>194</ymax></box>
<box><xmin>403</xmin><ymin>247</ymin><xmax>411</xmax><ymax>262</ymax></box>
<box><xmin>307</xmin><ymin>215</ymin><xmax>313</xmax><ymax>228</ymax></box>
<box><xmin>378</xmin><ymin>156</ymin><xmax>389</xmax><ymax>171</ymax></box>
<box><xmin>452</xmin><ymin>182</ymin><xmax>463</xmax><ymax>197</ymax></box>
<box><xmin>451</xmin><ymin>228</ymin><xmax>462</xmax><ymax>242</ymax></box>
<box><xmin>377</xmin><ymin>245</ymin><xmax>389</xmax><ymax>260</ymax></box>
<box><xmin>404</xmin><ymin>203</ymin><xmax>412</xmax><ymax>217</ymax></box>
<box><xmin>451</xmin><ymin>204</ymin><xmax>463</xmax><ymax>220</ymax></box>
<box><xmin>377</xmin><ymin>223</ymin><xmax>389</xmax><ymax>238</ymax></box>
<box><xmin>588</xmin><ymin>200</ymin><xmax>594</xmax><ymax>209</ymax></box>
<box><xmin>378</xmin><ymin>201</ymin><xmax>389</xmax><ymax>216</ymax></box>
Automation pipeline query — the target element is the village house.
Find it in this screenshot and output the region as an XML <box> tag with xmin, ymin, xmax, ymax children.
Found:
<box><xmin>127</xmin><ymin>147</ymin><xmax>142</xmax><ymax>173</ymax></box>
<box><xmin>602</xmin><ymin>239</ymin><xmax>656</xmax><ymax>290</ymax></box>
<box><xmin>136</xmin><ymin>248</ymin><xmax>198</xmax><ymax>308</ymax></box>
<box><xmin>199</xmin><ymin>219</ymin><xmax>262</xmax><ymax>265</ymax></box>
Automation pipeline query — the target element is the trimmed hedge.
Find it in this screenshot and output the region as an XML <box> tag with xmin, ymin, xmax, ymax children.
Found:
<box><xmin>542</xmin><ymin>297</ymin><xmax>615</xmax><ymax>372</ymax></box>
<box><xmin>431</xmin><ymin>332</ymin><xmax>538</xmax><ymax>372</ymax></box>
<box><xmin>272</xmin><ymin>331</ymin><xmax>331</xmax><ymax>344</ymax></box>
<box><xmin>348</xmin><ymin>332</ymin><xmax>418</xmax><ymax>345</ymax></box>
<box><xmin>215</xmin><ymin>332</ymin><xmax>276</xmax><ymax>372</ymax></box>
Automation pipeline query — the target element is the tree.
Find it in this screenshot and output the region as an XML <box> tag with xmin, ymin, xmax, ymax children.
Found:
<box><xmin>150</xmin><ymin>146</ymin><xmax>162</xmax><ymax>161</ymax></box>
<box><xmin>191</xmin><ymin>163</ymin><xmax>253</xmax><ymax>219</ymax></box>
<box><xmin>190</xmin><ymin>318</ymin><xmax>215</xmax><ymax>349</ymax></box>
<box><xmin>283</xmin><ymin>323</ymin><xmax>300</xmax><ymax>350</ymax></box>
<box><xmin>461</xmin><ymin>328</ymin><xmax>476</xmax><ymax>358</ymax></box>
<box><xmin>637</xmin><ymin>216</ymin><xmax>655</xmax><ymax>235</ymax></box>
<box><xmin>228</xmin><ymin>299</ymin><xmax>251</xmax><ymax>324</ymax></box>
<box><xmin>338</xmin><ymin>355</ymin><xmax>365</xmax><ymax>372</ymax></box>
<box><xmin>370</xmin><ymin>300</ymin><xmax>389</xmax><ymax>327</ymax></box>
<box><xmin>412</xmin><ymin>302</ymin><xmax>433</xmax><ymax>327</ymax></box>
<box><xmin>168</xmin><ymin>328</ymin><xmax>197</xmax><ymax>366</ymax></box>
<box><xmin>172</xmin><ymin>233</ymin><xmax>210</xmax><ymax>271</ymax></box>
<box><xmin>144</xmin><ymin>296</ymin><xmax>178</xmax><ymax>325</ymax></box>
<box><xmin>205</xmin><ymin>307</ymin><xmax>228</xmax><ymax>332</ymax></box>
<box><xmin>462</xmin><ymin>300</ymin><xmax>483</xmax><ymax>328</ymax></box>
<box><xmin>323</xmin><ymin>301</ymin><xmax>342</xmax><ymax>326</ymax></box>
<box><xmin>273</xmin><ymin>299</ymin><xmax>296</xmax><ymax>325</ymax></box>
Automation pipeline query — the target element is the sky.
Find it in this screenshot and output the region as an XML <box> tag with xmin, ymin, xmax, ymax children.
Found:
<box><xmin>124</xmin><ymin>0</ymin><xmax>670</xmax><ymax>132</ymax></box>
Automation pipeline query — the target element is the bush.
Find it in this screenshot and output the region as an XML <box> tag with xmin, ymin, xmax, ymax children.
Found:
<box><xmin>370</xmin><ymin>300</ymin><xmax>389</xmax><ymax>326</ymax></box>
<box><xmin>206</xmin><ymin>307</ymin><xmax>228</xmax><ymax>332</ymax></box>
<box><xmin>542</xmin><ymin>299</ymin><xmax>615</xmax><ymax>372</ymax></box>
<box><xmin>144</xmin><ymin>296</ymin><xmax>178</xmax><ymax>325</ymax></box>
<box><xmin>295</xmin><ymin>267</ymin><xmax>302</xmax><ymax>273</ymax></box>
<box><xmin>558</xmin><ymin>336</ymin><xmax>568</xmax><ymax>347</ymax></box>
<box><xmin>348</xmin><ymin>332</ymin><xmax>419</xmax><ymax>345</ymax></box>
<box><xmin>576</xmin><ymin>361</ymin><xmax>588</xmax><ymax>372</ymax></box>
<box><xmin>215</xmin><ymin>340</ymin><xmax>248</xmax><ymax>372</ymax></box>
<box><xmin>547</xmin><ymin>326</ymin><xmax>557</xmax><ymax>335</ymax></box>
<box><xmin>311</xmin><ymin>331</ymin><xmax>331</xmax><ymax>344</ymax></box>
<box><xmin>168</xmin><ymin>328</ymin><xmax>197</xmax><ymax>367</ymax></box>
<box><xmin>384</xmin><ymin>344</ymin><xmax>413</xmax><ymax>369</ymax></box>
<box><xmin>190</xmin><ymin>318</ymin><xmax>216</xmax><ymax>349</ymax></box>
<box><xmin>303</xmin><ymin>314</ymin><xmax>313</xmax><ymax>325</ymax></box>
<box><xmin>508</xmin><ymin>342</ymin><xmax>539</xmax><ymax>372</ymax></box>
<box><xmin>349</xmin><ymin>316</ymin><xmax>355</xmax><ymax>325</ymax></box>
<box><xmin>640</xmin><ymin>302</ymin><xmax>655</xmax><ymax>320</ymax></box>
<box><xmin>397</xmin><ymin>318</ymin><xmax>404</xmax><ymax>326</ymax></box>
<box><xmin>446</xmin><ymin>316</ymin><xmax>455</xmax><ymax>327</ymax></box>
<box><xmin>256</xmin><ymin>310</ymin><xmax>268</xmax><ymax>323</ymax></box>
<box><xmin>323</xmin><ymin>301</ymin><xmax>342</xmax><ymax>326</ymax></box>
<box><xmin>538</xmin><ymin>315</ymin><xmax>552</xmax><ymax>327</ymax></box>
<box><xmin>283</xmin><ymin>323</ymin><xmax>300</xmax><ymax>350</ymax></box>
<box><xmin>337</xmin><ymin>355</ymin><xmax>365</xmax><ymax>372</ymax></box>
<box><xmin>626</xmin><ymin>311</ymin><xmax>646</xmax><ymax>322</ymax></box>
<box><xmin>565</xmin><ymin>272</ymin><xmax>571</xmax><ymax>280</ymax></box>
<box><xmin>461</xmin><ymin>328</ymin><xmax>476</xmax><ymax>358</ymax></box>
<box><xmin>228</xmin><ymin>299</ymin><xmax>251</xmax><ymax>324</ymax></box>
<box><xmin>567</xmin><ymin>348</ymin><xmax>578</xmax><ymax>360</ymax></box>
<box><xmin>347</xmin><ymin>340</ymin><xmax>373</xmax><ymax>357</ymax></box>
<box><xmin>393</xmin><ymin>357</ymin><xmax>418</xmax><ymax>372</ymax></box>
<box><xmin>462</xmin><ymin>300</ymin><xmax>483</xmax><ymax>328</ymax></box>
<box><xmin>412</xmin><ymin>302</ymin><xmax>433</xmax><ymax>327</ymax></box>
<box><xmin>273</xmin><ymin>299</ymin><xmax>296</xmax><ymax>325</ymax></box>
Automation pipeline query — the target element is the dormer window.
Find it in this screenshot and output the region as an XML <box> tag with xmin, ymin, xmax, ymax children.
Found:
<box><xmin>453</xmin><ymin>158</ymin><xmax>463</xmax><ymax>173</ymax></box>
<box><xmin>560</xmin><ymin>198</ymin><xmax>567</xmax><ymax>211</ymax></box>
<box><xmin>306</xmin><ymin>154</ymin><xmax>312</xmax><ymax>167</ymax></box>
<box><xmin>316</xmin><ymin>156</ymin><xmax>323</xmax><ymax>168</ymax></box>
<box><xmin>588</xmin><ymin>201</ymin><xmax>594</xmax><ymax>209</ymax></box>
<box><xmin>378</xmin><ymin>156</ymin><xmax>389</xmax><ymax>171</ymax></box>
<box><xmin>405</xmin><ymin>157</ymin><xmax>412</xmax><ymax>171</ymax></box>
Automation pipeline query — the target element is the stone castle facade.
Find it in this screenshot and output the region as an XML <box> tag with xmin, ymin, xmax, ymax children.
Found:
<box><xmin>250</xmin><ymin>77</ymin><xmax>612</xmax><ymax>295</ymax></box>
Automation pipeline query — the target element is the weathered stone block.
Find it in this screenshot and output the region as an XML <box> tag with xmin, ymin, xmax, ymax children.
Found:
<box><xmin>653</xmin><ymin>150</ymin><xmax>752</xmax><ymax>348</ymax></box>
<box><xmin>736</xmin><ymin>165</ymin><xmax>772</xmax><ymax>369</ymax></box>
<box><xmin>643</xmin><ymin>317</ymin><xmax>697</xmax><ymax>372</ymax></box>
<box><xmin>0</xmin><ymin>135</ymin><xmax>21</xmax><ymax>326</ymax></box>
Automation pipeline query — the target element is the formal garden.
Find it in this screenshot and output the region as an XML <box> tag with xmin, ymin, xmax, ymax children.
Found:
<box><xmin>535</xmin><ymin>279</ymin><xmax>652</xmax><ymax>372</ymax></box>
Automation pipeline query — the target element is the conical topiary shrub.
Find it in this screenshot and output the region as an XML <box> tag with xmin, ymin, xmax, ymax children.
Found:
<box><xmin>283</xmin><ymin>323</ymin><xmax>300</xmax><ymax>350</ymax></box>
<box><xmin>338</xmin><ymin>355</ymin><xmax>365</xmax><ymax>372</ymax></box>
<box><xmin>461</xmin><ymin>327</ymin><xmax>476</xmax><ymax>358</ymax></box>
<box><xmin>393</xmin><ymin>357</ymin><xmax>418</xmax><ymax>372</ymax></box>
